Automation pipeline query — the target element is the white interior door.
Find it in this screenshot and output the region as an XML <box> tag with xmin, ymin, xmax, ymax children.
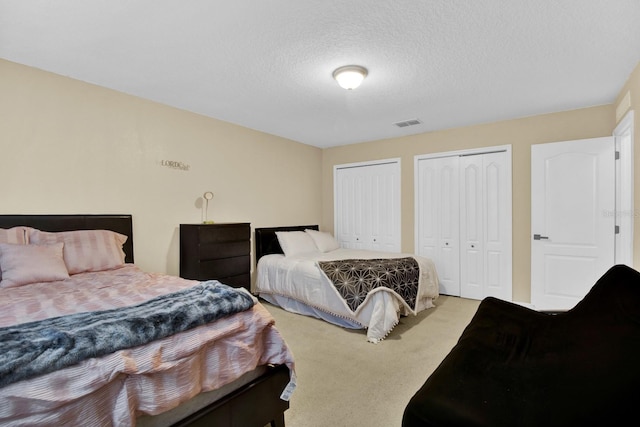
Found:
<box><xmin>531</xmin><ymin>137</ymin><xmax>615</xmax><ymax>310</ymax></box>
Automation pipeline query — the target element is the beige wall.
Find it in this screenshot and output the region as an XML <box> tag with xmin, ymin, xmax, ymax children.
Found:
<box><xmin>322</xmin><ymin>105</ymin><xmax>616</xmax><ymax>303</ymax></box>
<box><xmin>0</xmin><ymin>59</ymin><xmax>322</xmax><ymax>277</ymax></box>
<box><xmin>3</xmin><ymin>56</ymin><xmax>639</xmax><ymax>303</ymax></box>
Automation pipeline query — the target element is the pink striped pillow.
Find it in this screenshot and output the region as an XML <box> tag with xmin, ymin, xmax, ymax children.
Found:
<box><xmin>0</xmin><ymin>242</ymin><xmax>69</xmax><ymax>288</ymax></box>
<box><xmin>0</xmin><ymin>227</ymin><xmax>27</xmax><ymax>245</ymax></box>
<box><xmin>0</xmin><ymin>227</ymin><xmax>28</xmax><ymax>281</ymax></box>
<box><xmin>29</xmin><ymin>229</ymin><xmax>128</xmax><ymax>275</ymax></box>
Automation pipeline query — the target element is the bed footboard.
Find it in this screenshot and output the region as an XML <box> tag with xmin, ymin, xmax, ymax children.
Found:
<box><xmin>172</xmin><ymin>364</ymin><xmax>290</xmax><ymax>427</ymax></box>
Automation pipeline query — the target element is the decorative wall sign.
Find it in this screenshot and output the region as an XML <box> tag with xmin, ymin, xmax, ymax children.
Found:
<box><xmin>160</xmin><ymin>160</ymin><xmax>190</xmax><ymax>171</ymax></box>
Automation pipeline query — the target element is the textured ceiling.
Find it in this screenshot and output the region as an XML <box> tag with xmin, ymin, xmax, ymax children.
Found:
<box><xmin>2</xmin><ymin>1</ymin><xmax>640</xmax><ymax>148</ymax></box>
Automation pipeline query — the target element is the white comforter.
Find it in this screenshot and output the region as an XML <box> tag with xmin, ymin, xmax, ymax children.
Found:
<box><xmin>256</xmin><ymin>248</ymin><xmax>439</xmax><ymax>343</ymax></box>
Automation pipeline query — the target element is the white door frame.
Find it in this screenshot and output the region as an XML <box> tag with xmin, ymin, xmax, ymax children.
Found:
<box><xmin>613</xmin><ymin>110</ymin><xmax>635</xmax><ymax>267</ymax></box>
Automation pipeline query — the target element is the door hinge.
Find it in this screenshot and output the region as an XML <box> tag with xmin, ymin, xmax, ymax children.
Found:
<box><xmin>615</xmin><ymin>151</ymin><xmax>620</xmax><ymax>160</ymax></box>
<box><xmin>615</xmin><ymin>225</ymin><xmax>620</xmax><ymax>234</ymax></box>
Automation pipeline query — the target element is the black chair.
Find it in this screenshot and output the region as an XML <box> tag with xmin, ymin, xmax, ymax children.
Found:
<box><xmin>403</xmin><ymin>264</ymin><xmax>640</xmax><ymax>427</ymax></box>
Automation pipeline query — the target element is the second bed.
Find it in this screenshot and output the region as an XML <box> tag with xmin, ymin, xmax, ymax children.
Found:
<box><xmin>255</xmin><ymin>225</ymin><xmax>439</xmax><ymax>343</ymax></box>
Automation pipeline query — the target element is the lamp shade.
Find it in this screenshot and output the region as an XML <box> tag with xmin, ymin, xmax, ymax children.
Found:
<box><xmin>333</xmin><ymin>65</ymin><xmax>367</xmax><ymax>90</ymax></box>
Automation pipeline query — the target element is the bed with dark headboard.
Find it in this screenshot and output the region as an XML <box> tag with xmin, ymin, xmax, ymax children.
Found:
<box><xmin>0</xmin><ymin>214</ymin><xmax>293</xmax><ymax>427</ymax></box>
<box><xmin>255</xmin><ymin>224</ymin><xmax>318</xmax><ymax>262</ymax></box>
<box><xmin>254</xmin><ymin>224</ymin><xmax>440</xmax><ymax>343</ymax></box>
<box><xmin>0</xmin><ymin>214</ymin><xmax>134</xmax><ymax>262</ymax></box>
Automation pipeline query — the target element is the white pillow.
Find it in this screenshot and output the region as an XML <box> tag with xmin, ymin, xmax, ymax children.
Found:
<box><xmin>276</xmin><ymin>231</ymin><xmax>319</xmax><ymax>257</ymax></box>
<box><xmin>0</xmin><ymin>242</ymin><xmax>69</xmax><ymax>288</ymax></box>
<box><xmin>305</xmin><ymin>229</ymin><xmax>340</xmax><ymax>253</ymax></box>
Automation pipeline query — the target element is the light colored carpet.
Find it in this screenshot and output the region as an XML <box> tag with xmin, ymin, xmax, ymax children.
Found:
<box><xmin>263</xmin><ymin>295</ymin><xmax>482</xmax><ymax>427</ymax></box>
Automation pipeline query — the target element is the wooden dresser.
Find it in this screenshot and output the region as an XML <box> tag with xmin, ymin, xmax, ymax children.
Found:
<box><xmin>179</xmin><ymin>223</ymin><xmax>251</xmax><ymax>291</ymax></box>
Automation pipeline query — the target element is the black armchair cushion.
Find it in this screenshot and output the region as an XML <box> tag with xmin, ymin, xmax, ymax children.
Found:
<box><xmin>403</xmin><ymin>265</ymin><xmax>640</xmax><ymax>427</ymax></box>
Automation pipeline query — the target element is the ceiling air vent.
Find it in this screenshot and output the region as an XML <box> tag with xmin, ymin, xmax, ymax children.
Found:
<box><xmin>394</xmin><ymin>118</ymin><xmax>422</xmax><ymax>128</ymax></box>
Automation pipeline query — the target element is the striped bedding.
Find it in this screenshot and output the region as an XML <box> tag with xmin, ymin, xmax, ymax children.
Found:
<box><xmin>0</xmin><ymin>264</ymin><xmax>295</xmax><ymax>427</ymax></box>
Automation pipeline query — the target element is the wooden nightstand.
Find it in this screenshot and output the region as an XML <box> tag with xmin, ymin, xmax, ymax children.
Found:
<box><xmin>179</xmin><ymin>223</ymin><xmax>251</xmax><ymax>291</ymax></box>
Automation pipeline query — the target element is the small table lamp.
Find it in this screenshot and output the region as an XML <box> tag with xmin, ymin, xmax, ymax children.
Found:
<box><xmin>203</xmin><ymin>191</ymin><xmax>214</xmax><ymax>224</ymax></box>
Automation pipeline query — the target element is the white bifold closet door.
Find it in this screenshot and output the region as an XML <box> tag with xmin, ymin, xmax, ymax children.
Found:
<box><xmin>334</xmin><ymin>159</ymin><xmax>401</xmax><ymax>252</ymax></box>
<box><xmin>416</xmin><ymin>148</ymin><xmax>512</xmax><ymax>301</ymax></box>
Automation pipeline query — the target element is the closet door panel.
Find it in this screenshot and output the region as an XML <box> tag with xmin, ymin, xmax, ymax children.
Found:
<box><xmin>335</xmin><ymin>171</ymin><xmax>350</xmax><ymax>247</ymax></box>
<box><xmin>336</xmin><ymin>168</ymin><xmax>366</xmax><ymax>249</ymax></box>
<box><xmin>417</xmin><ymin>162</ymin><xmax>438</xmax><ymax>261</ymax></box>
<box><xmin>460</xmin><ymin>157</ymin><xmax>484</xmax><ymax>300</ymax></box>
<box><xmin>370</xmin><ymin>163</ymin><xmax>400</xmax><ymax>251</ymax></box>
<box><xmin>438</xmin><ymin>159</ymin><xmax>460</xmax><ymax>295</ymax></box>
<box><xmin>483</xmin><ymin>152</ymin><xmax>511</xmax><ymax>299</ymax></box>
<box><xmin>416</xmin><ymin>157</ymin><xmax>460</xmax><ymax>296</ymax></box>
<box><xmin>353</xmin><ymin>173</ymin><xmax>367</xmax><ymax>249</ymax></box>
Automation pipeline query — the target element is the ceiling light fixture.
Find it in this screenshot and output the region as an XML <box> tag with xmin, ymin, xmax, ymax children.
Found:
<box><xmin>332</xmin><ymin>65</ymin><xmax>368</xmax><ymax>90</ymax></box>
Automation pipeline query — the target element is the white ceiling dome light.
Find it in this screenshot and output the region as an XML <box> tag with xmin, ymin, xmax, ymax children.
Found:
<box><xmin>332</xmin><ymin>65</ymin><xmax>368</xmax><ymax>90</ymax></box>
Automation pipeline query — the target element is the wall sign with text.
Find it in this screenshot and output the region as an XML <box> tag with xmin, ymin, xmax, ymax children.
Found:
<box><xmin>160</xmin><ymin>160</ymin><xmax>190</xmax><ymax>171</ymax></box>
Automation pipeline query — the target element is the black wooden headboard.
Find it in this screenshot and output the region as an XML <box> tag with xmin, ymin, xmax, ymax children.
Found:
<box><xmin>0</xmin><ymin>214</ymin><xmax>134</xmax><ymax>263</ymax></box>
<box><xmin>254</xmin><ymin>225</ymin><xmax>319</xmax><ymax>263</ymax></box>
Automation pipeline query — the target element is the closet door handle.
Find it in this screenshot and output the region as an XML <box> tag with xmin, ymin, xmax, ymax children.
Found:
<box><xmin>533</xmin><ymin>234</ymin><xmax>549</xmax><ymax>240</ymax></box>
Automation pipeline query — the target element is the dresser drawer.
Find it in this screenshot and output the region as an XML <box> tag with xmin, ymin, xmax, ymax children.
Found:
<box><xmin>197</xmin><ymin>255</ymin><xmax>250</xmax><ymax>279</ymax></box>
<box><xmin>199</xmin><ymin>241</ymin><xmax>250</xmax><ymax>259</ymax></box>
<box><xmin>197</xmin><ymin>224</ymin><xmax>250</xmax><ymax>243</ymax></box>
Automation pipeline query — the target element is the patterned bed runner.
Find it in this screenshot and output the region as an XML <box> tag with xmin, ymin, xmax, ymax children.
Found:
<box><xmin>318</xmin><ymin>257</ymin><xmax>420</xmax><ymax>313</ymax></box>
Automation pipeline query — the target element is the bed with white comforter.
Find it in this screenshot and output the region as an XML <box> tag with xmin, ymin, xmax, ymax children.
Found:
<box><xmin>255</xmin><ymin>227</ymin><xmax>439</xmax><ymax>343</ymax></box>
